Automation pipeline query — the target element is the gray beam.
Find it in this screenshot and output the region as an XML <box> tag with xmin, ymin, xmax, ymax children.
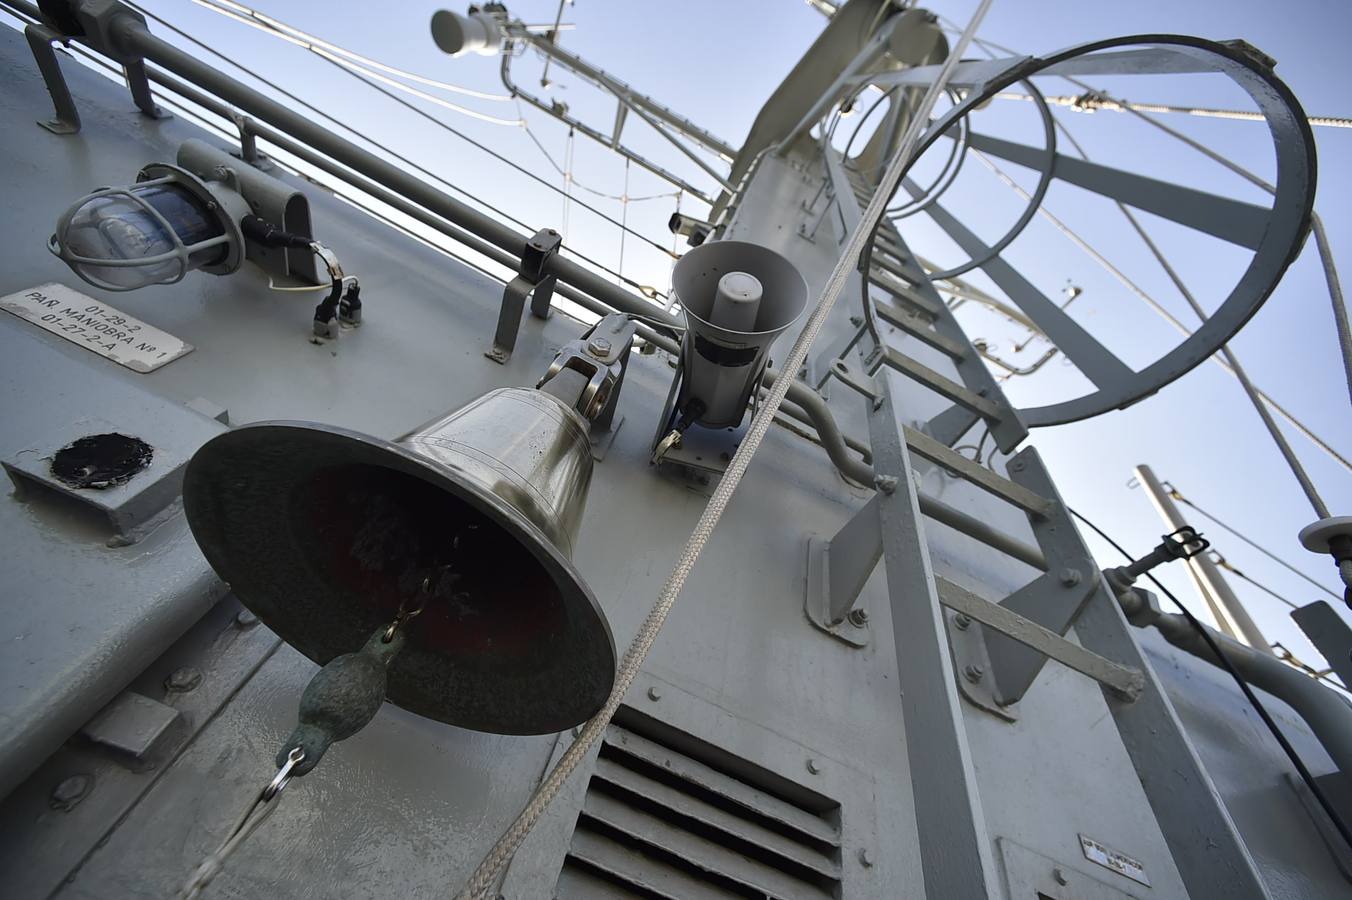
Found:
<box><xmin>966</xmin><ymin>132</ymin><xmax>1270</xmax><ymax>250</ymax></box>
<box><xmin>935</xmin><ymin>577</ymin><xmax>1142</xmax><ymax>700</ymax></box>
<box><xmin>868</xmin><ymin>380</ymin><xmax>999</xmax><ymax>899</ymax></box>
<box><xmin>913</xmin><ymin>185</ymin><xmax>1137</xmax><ymax>393</ymax></box>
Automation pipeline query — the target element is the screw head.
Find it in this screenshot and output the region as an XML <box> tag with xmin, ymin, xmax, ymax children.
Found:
<box><xmin>873</xmin><ymin>474</ymin><xmax>899</xmax><ymax>495</ymax></box>
<box><xmin>1058</xmin><ymin>568</ymin><xmax>1082</xmax><ymax>587</ymax></box>
<box><xmin>858</xmin><ymin>848</ymin><xmax>875</xmax><ymax>868</ymax></box>
<box><xmin>235</xmin><ymin>609</ymin><xmax>259</xmax><ymax>628</ymax></box>
<box><xmin>847</xmin><ymin>608</ymin><xmax>870</xmax><ymax>627</ymax></box>
<box><xmin>806</xmin><ymin>758</ymin><xmax>822</xmax><ymax>775</ymax></box>
<box><xmin>50</xmin><ymin>774</ymin><xmax>93</xmax><ymax>811</ymax></box>
<box><xmin>588</xmin><ymin>337</ymin><xmax>612</xmax><ymax>355</ymax></box>
<box><xmin>953</xmin><ymin>613</ymin><xmax>972</xmax><ymax>630</ymax></box>
<box><xmin>1053</xmin><ymin>867</ymin><xmax>1069</xmax><ymax>886</ymax></box>
<box><xmin>1010</xmin><ymin>458</ymin><xmax>1026</xmax><ymax>472</ymax></box>
<box><xmin>165</xmin><ymin>667</ymin><xmax>202</xmax><ymax>693</ymax></box>
<box><xmin>963</xmin><ymin>664</ymin><xmax>985</xmax><ymax>683</ymax></box>
<box><xmin>647</xmin><ymin>686</ymin><xmax>662</xmax><ymax>701</ymax></box>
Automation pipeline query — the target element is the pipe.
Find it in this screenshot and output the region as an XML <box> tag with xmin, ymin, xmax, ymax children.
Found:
<box><xmin>1147</xmin><ymin>609</ymin><xmax>1352</xmax><ymax>778</ymax></box>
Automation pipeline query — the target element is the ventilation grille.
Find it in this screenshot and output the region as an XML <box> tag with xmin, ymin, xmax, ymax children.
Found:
<box><xmin>556</xmin><ymin>707</ymin><xmax>842</xmax><ymax>900</ymax></box>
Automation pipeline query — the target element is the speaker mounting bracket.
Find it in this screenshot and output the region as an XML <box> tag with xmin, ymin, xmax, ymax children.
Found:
<box><xmin>487</xmin><ymin>227</ymin><xmax>561</xmax><ymax>364</ymax></box>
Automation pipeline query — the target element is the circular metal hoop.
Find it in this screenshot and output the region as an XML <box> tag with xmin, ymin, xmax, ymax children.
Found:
<box><xmin>906</xmin><ymin>80</ymin><xmax>1056</xmax><ymax>279</ymax></box>
<box><xmin>870</xmin><ymin>35</ymin><xmax>1317</xmax><ymax>427</ymax></box>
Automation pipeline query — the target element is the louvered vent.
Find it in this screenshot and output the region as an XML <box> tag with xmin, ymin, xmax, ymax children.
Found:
<box><xmin>556</xmin><ymin>706</ymin><xmax>843</xmax><ymax>899</ymax></box>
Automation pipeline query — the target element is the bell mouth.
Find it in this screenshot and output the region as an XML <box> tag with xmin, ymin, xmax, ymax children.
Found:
<box><xmin>183</xmin><ymin>422</ymin><xmax>615</xmax><ymax>735</ymax></box>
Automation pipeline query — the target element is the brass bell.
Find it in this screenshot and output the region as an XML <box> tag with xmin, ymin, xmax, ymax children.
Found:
<box><xmin>184</xmin><ymin>317</ymin><xmax>637</xmax><ymax>735</ymax></box>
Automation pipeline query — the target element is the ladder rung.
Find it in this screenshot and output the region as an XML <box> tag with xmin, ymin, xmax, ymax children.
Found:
<box><xmin>903</xmin><ymin>425</ymin><xmax>1053</xmax><ymax>517</ymax></box>
<box><xmin>875</xmin><ymin>304</ymin><xmax>967</xmax><ymax>360</ymax></box>
<box><xmin>873</xmin><ymin>346</ymin><xmax>1003</xmax><ymax>421</ymax></box>
<box><xmin>935</xmin><ymin>577</ymin><xmax>1143</xmax><ymax>700</ymax></box>
<box><xmin>869</xmin><ymin>268</ymin><xmax>942</xmax><ymax>316</ymax></box>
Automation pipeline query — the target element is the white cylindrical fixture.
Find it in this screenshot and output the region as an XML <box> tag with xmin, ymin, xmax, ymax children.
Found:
<box><xmin>430</xmin><ymin>9</ymin><xmax>503</xmax><ymax>58</ymax></box>
<box><xmin>711</xmin><ymin>271</ymin><xmax>763</xmax><ymax>332</ymax></box>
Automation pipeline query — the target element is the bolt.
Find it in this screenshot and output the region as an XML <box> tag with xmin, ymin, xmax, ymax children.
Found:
<box><xmin>165</xmin><ymin>667</ymin><xmax>202</xmax><ymax>693</ymax></box>
<box><xmin>588</xmin><ymin>337</ymin><xmax>612</xmax><ymax>355</ymax></box>
<box><xmin>1058</xmin><ymin>568</ymin><xmax>1082</xmax><ymax>587</ymax></box>
<box><xmin>953</xmin><ymin>613</ymin><xmax>972</xmax><ymax>630</ymax></box>
<box><xmin>50</xmin><ymin>774</ymin><xmax>93</xmax><ymax>811</ymax></box>
<box><xmin>858</xmin><ymin>848</ymin><xmax>875</xmax><ymax>868</ymax></box>
<box><xmin>1053</xmin><ymin>867</ymin><xmax>1069</xmax><ymax>886</ymax></box>
<box><xmin>806</xmin><ymin>758</ymin><xmax>822</xmax><ymax>775</ymax></box>
<box><xmin>235</xmin><ymin>609</ymin><xmax>259</xmax><ymax>628</ymax></box>
<box><xmin>847</xmin><ymin>608</ymin><xmax>870</xmax><ymax>627</ymax></box>
<box><xmin>873</xmin><ymin>474</ymin><xmax>899</xmax><ymax>495</ymax></box>
<box><xmin>963</xmin><ymin>664</ymin><xmax>985</xmax><ymax>683</ymax></box>
<box><xmin>647</xmin><ymin>686</ymin><xmax>662</xmax><ymax>701</ymax></box>
<box><xmin>849</xmin><ymin>315</ymin><xmax>863</xmax><ymax>326</ymax></box>
<box><xmin>572</xmin><ymin>724</ymin><xmax>583</xmax><ymax>737</ymax></box>
<box><xmin>1010</xmin><ymin>458</ymin><xmax>1026</xmax><ymax>472</ymax></box>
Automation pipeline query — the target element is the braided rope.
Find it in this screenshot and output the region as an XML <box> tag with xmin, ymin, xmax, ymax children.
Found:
<box><xmin>453</xmin><ymin>5</ymin><xmax>994</xmax><ymax>896</ymax></box>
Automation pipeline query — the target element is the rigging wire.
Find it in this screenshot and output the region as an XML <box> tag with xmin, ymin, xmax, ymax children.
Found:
<box><xmin>1207</xmin><ymin>552</ymin><xmax>1301</xmax><ymax>612</ymax></box>
<box><xmin>617</xmin><ymin>157</ymin><xmax>631</xmax><ymax>286</ymax></box>
<box><xmin>152</xmin><ymin>0</ymin><xmax>682</xmax><ymax>259</ymax></box>
<box><xmin>516</xmin><ymin>99</ymin><xmax>679</xmax><ymax>204</ymax></box>
<box><xmin>1069</xmin><ymin>508</ymin><xmax>1352</xmax><ymax>852</ymax></box>
<box><xmin>122</xmin><ymin>0</ymin><xmax>675</xmax><ymax>301</ymax></box>
<box><xmin>992</xmin><ymin>90</ymin><xmax>1352</xmax><ymax>129</ymax></box>
<box><xmin>1161</xmin><ymin>486</ymin><xmax>1344</xmax><ymax>602</ymax></box>
<box><xmin>193</xmin><ymin>0</ymin><xmax>513</xmax><ymax>102</ymax></box>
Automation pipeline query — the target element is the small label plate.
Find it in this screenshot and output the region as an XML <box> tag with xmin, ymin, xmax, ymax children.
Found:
<box><xmin>1079</xmin><ymin>834</ymin><xmax>1151</xmax><ymax>886</ymax></box>
<box><xmin>0</xmin><ymin>282</ymin><xmax>192</xmax><ymax>373</ymax></box>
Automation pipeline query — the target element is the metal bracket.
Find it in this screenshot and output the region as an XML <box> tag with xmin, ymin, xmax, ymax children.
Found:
<box><xmin>980</xmin><ymin>450</ymin><xmax>1099</xmax><ymax>705</ymax></box>
<box><xmin>803</xmin><ymin>494</ymin><xmax>881</xmax><ymax>648</ymax></box>
<box><xmin>25</xmin><ymin>24</ymin><xmax>80</xmax><ymax>134</ymax></box>
<box><xmin>537</xmin><ymin>313</ymin><xmax>636</xmax><ymax>426</ymax></box>
<box><xmin>946</xmin><ymin>609</ymin><xmax>1018</xmax><ymax>721</ymax></box>
<box><xmin>123</xmin><ymin>57</ymin><xmax>170</xmax><ymax>120</ymax></box>
<box><xmin>936</xmin><ymin>577</ymin><xmax>1143</xmax><ymax>701</ymax></box>
<box><xmin>231</xmin><ymin>114</ymin><xmax>274</xmax><ymax>170</ymax></box>
<box><xmin>825</xmin><ymin>358</ymin><xmax>883</xmax><ymax>410</ymax></box>
<box><xmin>1291</xmin><ymin>600</ymin><xmax>1352</xmax><ymax>687</ymax></box>
<box><xmin>487</xmin><ymin>228</ymin><xmax>561</xmax><ymax>363</ymax></box>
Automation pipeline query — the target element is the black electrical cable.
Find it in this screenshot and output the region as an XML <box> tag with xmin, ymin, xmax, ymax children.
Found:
<box><xmin>1069</xmin><ymin>507</ymin><xmax>1352</xmax><ymax>851</ymax></box>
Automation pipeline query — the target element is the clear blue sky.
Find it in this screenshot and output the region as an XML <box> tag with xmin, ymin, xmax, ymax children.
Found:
<box><xmin>69</xmin><ymin>1</ymin><xmax>1352</xmax><ymax>673</ymax></box>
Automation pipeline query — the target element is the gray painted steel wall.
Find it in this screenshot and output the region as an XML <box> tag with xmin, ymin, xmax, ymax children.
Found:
<box><xmin>0</xmin><ymin>26</ymin><xmax>1346</xmax><ymax>899</ymax></box>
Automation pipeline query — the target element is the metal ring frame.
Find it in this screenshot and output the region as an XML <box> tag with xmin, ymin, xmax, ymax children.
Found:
<box><xmin>836</xmin><ymin>85</ymin><xmax>974</xmax><ymax>224</ymax></box>
<box><xmin>901</xmin><ymin>79</ymin><xmax>1055</xmax><ymax>279</ymax></box>
<box><xmin>861</xmin><ymin>35</ymin><xmax>1317</xmax><ymax>427</ymax></box>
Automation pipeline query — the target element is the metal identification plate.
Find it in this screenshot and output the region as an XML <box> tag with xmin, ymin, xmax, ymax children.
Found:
<box><xmin>1079</xmin><ymin>834</ymin><xmax>1151</xmax><ymax>886</ymax></box>
<box><xmin>0</xmin><ymin>283</ymin><xmax>192</xmax><ymax>373</ymax></box>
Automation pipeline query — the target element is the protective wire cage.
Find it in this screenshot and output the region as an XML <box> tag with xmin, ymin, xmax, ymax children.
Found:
<box><xmin>48</xmin><ymin>163</ymin><xmax>240</xmax><ymax>292</ymax></box>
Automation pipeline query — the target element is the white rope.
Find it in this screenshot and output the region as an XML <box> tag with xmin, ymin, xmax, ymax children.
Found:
<box><xmin>450</xmin><ymin>3</ymin><xmax>996</xmax><ymax>896</ymax></box>
<box><xmin>193</xmin><ymin>0</ymin><xmax>513</xmax><ymax>101</ymax></box>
